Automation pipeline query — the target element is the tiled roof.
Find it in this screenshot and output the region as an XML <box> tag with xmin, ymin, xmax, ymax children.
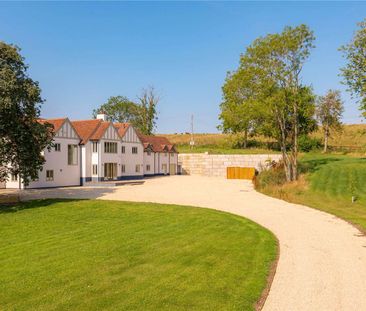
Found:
<box><xmin>38</xmin><ymin>118</ymin><xmax>66</xmax><ymax>133</ymax></box>
<box><xmin>71</xmin><ymin>119</ymin><xmax>102</xmax><ymax>144</ymax></box>
<box><xmin>137</xmin><ymin>133</ymin><xmax>177</xmax><ymax>153</ymax></box>
<box><xmin>114</xmin><ymin>122</ymin><xmax>130</xmax><ymax>137</ymax></box>
<box><xmin>89</xmin><ymin>121</ymin><xmax>112</xmax><ymax>141</ymax></box>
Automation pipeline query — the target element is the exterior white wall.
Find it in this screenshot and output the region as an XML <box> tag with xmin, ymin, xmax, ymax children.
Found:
<box><xmin>143</xmin><ymin>151</ymin><xmax>155</xmax><ymax>175</ymax></box>
<box><xmin>26</xmin><ymin>137</ymin><xmax>80</xmax><ymax>188</ymax></box>
<box><xmin>158</xmin><ymin>152</ymin><xmax>170</xmax><ymax>175</ymax></box>
<box><xmin>100</xmin><ymin>124</ymin><xmax>121</xmax><ymax>180</ymax></box>
<box><xmin>6</xmin><ymin>119</ymin><xmax>81</xmax><ymax>189</ymax></box>
<box><xmin>120</xmin><ymin>126</ymin><xmax>144</xmax><ymax>178</ymax></box>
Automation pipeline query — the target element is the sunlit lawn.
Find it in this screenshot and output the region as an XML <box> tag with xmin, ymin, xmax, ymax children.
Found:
<box><xmin>0</xmin><ymin>199</ymin><xmax>277</xmax><ymax>311</ymax></box>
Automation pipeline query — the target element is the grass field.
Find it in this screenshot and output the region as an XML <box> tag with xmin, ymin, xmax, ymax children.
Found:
<box><xmin>257</xmin><ymin>153</ymin><xmax>366</xmax><ymax>232</ymax></box>
<box><xmin>165</xmin><ymin>124</ymin><xmax>366</xmax><ymax>154</ymax></box>
<box><xmin>0</xmin><ymin>199</ymin><xmax>277</xmax><ymax>311</ymax></box>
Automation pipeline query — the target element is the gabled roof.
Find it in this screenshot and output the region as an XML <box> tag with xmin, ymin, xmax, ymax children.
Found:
<box><xmin>38</xmin><ymin>118</ymin><xmax>67</xmax><ymax>133</ymax></box>
<box><xmin>89</xmin><ymin>121</ymin><xmax>112</xmax><ymax>141</ymax></box>
<box><xmin>137</xmin><ymin>133</ymin><xmax>177</xmax><ymax>153</ymax></box>
<box><xmin>71</xmin><ymin>119</ymin><xmax>102</xmax><ymax>144</ymax></box>
<box><xmin>113</xmin><ymin>122</ymin><xmax>130</xmax><ymax>138</ymax></box>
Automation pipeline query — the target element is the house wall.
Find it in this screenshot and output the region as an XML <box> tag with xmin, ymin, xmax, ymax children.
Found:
<box><xmin>26</xmin><ymin>137</ymin><xmax>81</xmax><ymax>188</ymax></box>
<box><xmin>120</xmin><ymin>126</ymin><xmax>144</xmax><ymax>179</ymax></box>
<box><xmin>143</xmin><ymin>151</ymin><xmax>155</xmax><ymax>175</ymax></box>
<box><xmin>158</xmin><ymin>152</ymin><xmax>170</xmax><ymax>175</ymax></box>
<box><xmin>100</xmin><ymin>124</ymin><xmax>121</xmax><ymax>180</ymax></box>
<box><xmin>6</xmin><ymin>120</ymin><xmax>81</xmax><ymax>189</ymax></box>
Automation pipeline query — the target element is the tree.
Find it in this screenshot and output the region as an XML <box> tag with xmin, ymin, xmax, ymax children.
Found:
<box><xmin>340</xmin><ymin>18</ymin><xmax>366</xmax><ymax>118</ymax></box>
<box><xmin>219</xmin><ymin>69</ymin><xmax>259</xmax><ymax>148</ymax></box>
<box><xmin>92</xmin><ymin>96</ymin><xmax>140</xmax><ymax>124</ymax></box>
<box><xmin>93</xmin><ymin>87</ymin><xmax>159</xmax><ymax>135</ymax></box>
<box><xmin>223</xmin><ymin>24</ymin><xmax>316</xmax><ymax>181</ymax></box>
<box><xmin>316</xmin><ymin>90</ymin><xmax>344</xmax><ymax>153</ymax></box>
<box><xmin>136</xmin><ymin>86</ymin><xmax>159</xmax><ymax>135</ymax></box>
<box><xmin>0</xmin><ymin>42</ymin><xmax>53</xmax><ymax>185</ymax></box>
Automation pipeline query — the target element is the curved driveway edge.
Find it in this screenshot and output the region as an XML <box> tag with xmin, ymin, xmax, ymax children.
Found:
<box><xmin>19</xmin><ymin>175</ymin><xmax>366</xmax><ymax>310</ymax></box>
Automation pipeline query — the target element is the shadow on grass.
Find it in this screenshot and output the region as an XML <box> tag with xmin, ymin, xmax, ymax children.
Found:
<box><xmin>0</xmin><ymin>198</ymin><xmax>87</xmax><ymax>214</ymax></box>
<box><xmin>299</xmin><ymin>157</ymin><xmax>341</xmax><ymax>174</ymax></box>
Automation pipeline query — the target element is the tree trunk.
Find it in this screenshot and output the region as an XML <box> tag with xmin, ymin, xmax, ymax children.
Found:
<box><xmin>243</xmin><ymin>129</ymin><xmax>248</xmax><ymax>149</ymax></box>
<box><xmin>323</xmin><ymin>125</ymin><xmax>329</xmax><ymax>153</ymax></box>
<box><xmin>292</xmin><ymin>102</ymin><xmax>298</xmax><ymax>181</ymax></box>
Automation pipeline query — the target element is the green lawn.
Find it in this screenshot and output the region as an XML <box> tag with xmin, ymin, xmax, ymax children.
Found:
<box><xmin>258</xmin><ymin>153</ymin><xmax>366</xmax><ymax>232</ymax></box>
<box><xmin>0</xmin><ymin>200</ymin><xmax>277</xmax><ymax>311</ymax></box>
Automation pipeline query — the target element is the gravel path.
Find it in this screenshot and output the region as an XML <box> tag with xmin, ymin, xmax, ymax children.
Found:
<box><xmin>19</xmin><ymin>175</ymin><xmax>366</xmax><ymax>310</ymax></box>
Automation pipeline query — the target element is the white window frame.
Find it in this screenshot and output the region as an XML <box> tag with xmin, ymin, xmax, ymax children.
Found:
<box><xmin>121</xmin><ymin>164</ymin><xmax>125</xmax><ymax>173</ymax></box>
<box><xmin>68</xmin><ymin>145</ymin><xmax>78</xmax><ymax>165</ymax></box>
<box><xmin>135</xmin><ymin>164</ymin><xmax>140</xmax><ymax>173</ymax></box>
<box><xmin>104</xmin><ymin>142</ymin><xmax>117</xmax><ymax>154</ymax></box>
<box><xmin>92</xmin><ymin>142</ymin><xmax>98</xmax><ymax>153</ymax></box>
<box><xmin>46</xmin><ymin>170</ymin><xmax>54</xmax><ymax>181</ymax></box>
<box><xmin>92</xmin><ymin>164</ymin><xmax>98</xmax><ymax>175</ymax></box>
<box><xmin>132</xmin><ymin>147</ymin><xmax>138</xmax><ymax>154</ymax></box>
<box><xmin>146</xmin><ymin>165</ymin><xmax>150</xmax><ymax>172</ymax></box>
<box><xmin>11</xmin><ymin>173</ymin><xmax>18</xmax><ymax>182</ymax></box>
<box><xmin>121</xmin><ymin>146</ymin><xmax>125</xmax><ymax>154</ymax></box>
<box><xmin>54</xmin><ymin>143</ymin><xmax>61</xmax><ymax>152</ymax></box>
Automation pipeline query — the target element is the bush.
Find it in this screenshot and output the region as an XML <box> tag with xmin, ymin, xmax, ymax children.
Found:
<box><xmin>254</xmin><ymin>162</ymin><xmax>287</xmax><ymax>189</ymax></box>
<box><xmin>298</xmin><ymin>135</ymin><xmax>322</xmax><ymax>152</ymax></box>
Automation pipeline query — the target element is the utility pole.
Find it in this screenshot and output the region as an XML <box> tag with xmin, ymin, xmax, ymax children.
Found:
<box><xmin>190</xmin><ymin>114</ymin><xmax>195</xmax><ymax>150</ymax></box>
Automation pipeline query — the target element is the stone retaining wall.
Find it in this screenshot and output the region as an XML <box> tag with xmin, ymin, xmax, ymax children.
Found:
<box><xmin>178</xmin><ymin>153</ymin><xmax>282</xmax><ymax>177</ymax></box>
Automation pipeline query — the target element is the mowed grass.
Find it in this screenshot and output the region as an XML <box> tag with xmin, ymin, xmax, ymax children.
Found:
<box><xmin>0</xmin><ymin>200</ymin><xmax>277</xmax><ymax>311</ymax></box>
<box><xmin>258</xmin><ymin>153</ymin><xmax>366</xmax><ymax>232</ymax></box>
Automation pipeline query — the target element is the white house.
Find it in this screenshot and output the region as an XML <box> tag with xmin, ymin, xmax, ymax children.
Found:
<box><xmin>137</xmin><ymin>134</ymin><xmax>179</xmax><ymax>176</ymax></box>
<box><xmin>6</xmin><ymin>118</ymin><xmax>81</xmax><ymax>189</ymax></box>
<box><xmin>4</xmin><ymin>114</ymin><xmax>178</xmax><ymax>188</ymax></box>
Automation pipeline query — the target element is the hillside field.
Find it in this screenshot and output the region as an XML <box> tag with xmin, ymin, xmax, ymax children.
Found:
<box><xmin>164</xmin><ymin>124</ymin><xmax>366</xmax><ymax>154</ymax></box>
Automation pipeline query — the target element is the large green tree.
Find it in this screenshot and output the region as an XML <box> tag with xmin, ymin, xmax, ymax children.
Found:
<box><xmin>316</xmin><ymin>90</ymin><xmax>344</xmax><ymax>153</ymax></box>
<box><xmin>0</xmin><ymin>42</ymin><xmax>53</xmax><ymax>185</ymax></box>
<box><xmin>340</xmin><ymin>18</ymin><xmax>366</xmax><ymax>118</ymax></box>
<box><xmin>92</xmin><ymin>96</ymin><xmax>140</xmax><ymax>124</ymax></box>
<box><xmin>219</xmin><ymin>69</ymin><xmax>260</xmax><ymax>148</ymax></box>
<box><xmin>93</xmin><ymin>87</ymin><xmax>159</xmax><ymax>135</ymax></box>
<box><xmin>221</xmin><ymin>25</ymin><xmax>316</xmax><ymax>181</ymax></box>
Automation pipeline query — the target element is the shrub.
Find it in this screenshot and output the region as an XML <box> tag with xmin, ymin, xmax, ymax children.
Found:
<box><xmin>254</xmin><ymin>162</ymin><xmax>287</xmax><ymax>189</ymax></box>
<box><xmin>298</xmin><ymin>135</ymin><xmax>322</xmax><ymax>152</ymax></box>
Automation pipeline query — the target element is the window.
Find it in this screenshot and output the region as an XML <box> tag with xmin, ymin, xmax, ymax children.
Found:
<box><xmin>132</xmin><ymin>147</ymin><xmax>138</xmax><ymax>154</ymax></box>
<box><xmin>54</xmin><ymin>143</ymin><xmax>61</xmax><ymax>152</ymax></box>
<box><xmin>121</xmin><ymin>165</ymin><xmax>125</xmax><ymax>173</ymax></box>
<box><xmin>164</xmin><ymin>152</ymin><xmax>168</xmax><ymax>157</ymax></box>
<box><xmin>121</xmin><ymin>146</ymin><xmax>125</xmax><ymax>154</ymax></box>
<box><xmin>68</xmin><ymin>145</ymin><xmax>78</xmax><ymax>165</ymax></box>
<box><xmin>92</xmin><ymin>164</ymin><xmax>98</xmax><ymax>175</ymax></box>
<box><xmin>104</xmin><ymin>142</ymin><xmax>117</xmax><ymax>153</ymax></box>
<box><xmin>170</xmin><ymin>153</ymin><xmax>174</xmax><ymax>158</ymax></box>
<box><xmin>92</xmin><ymin>142</ymin><xmax>98</xmax><ymax>153</ymax></box>
<box><xmin>146</xmin><ymin>165</ymin><xmax>151</xmax><ymax>172</ymax></box>
<box><xmin>46</xmin><ymin>170</ymin><xmax>54</xmax><ymax>181</ymax></box>
<box><xmin>11</xmin><ymin>173</ymin><xmax>18</xmax><ymax>182</ymax></box>
<box><xmin>147</xmin><ymin>150</ymin><xmax>151</xmax><ymax>156</ymax></box>
<box><xmin>135</xmin><ymin>165</ymin><xmax>140</xmax><ymax>173</ymax></box>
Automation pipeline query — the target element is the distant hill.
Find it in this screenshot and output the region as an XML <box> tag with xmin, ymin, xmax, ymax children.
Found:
<box><xmin>163</xmin><ymin>124</ymin><xmax>366</xmax><ymax>153</ymax></box>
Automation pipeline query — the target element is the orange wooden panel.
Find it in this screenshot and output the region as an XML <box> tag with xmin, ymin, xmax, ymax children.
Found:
<box><xmin>227</xmin><ymin>167</ymin><xmax>256</xmax><ymax>180</ymax></box>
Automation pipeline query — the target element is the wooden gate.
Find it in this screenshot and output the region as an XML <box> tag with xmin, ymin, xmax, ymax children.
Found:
<box><xmin>227</xmin><ymin>167</ymin><xmax>256</xmax><ymax>180</ymax></box>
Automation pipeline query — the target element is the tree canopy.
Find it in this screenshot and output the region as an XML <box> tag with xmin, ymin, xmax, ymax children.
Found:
<box><xmin>93</xmin><ymin>87</ymin><xmax>159</xmax><ymax>135</ymax></box>
<box><xmin>0</xmin><ymin>41</ymin><xmax>53</xmax><ymax>185</ymax></box>
<box><xmin>340</xmin><ymin>18</ymin><xmax>366</xmax><ymax>118</ymax></box>
<box><xmin>219</xmin><ymin>24</ymin><xmax>316</xmax><ymax>181</ymax></box>
<box><xmin>316</xmin><ymin>90</ymin><xmax>344</xmax><ymax>153</ymax></box>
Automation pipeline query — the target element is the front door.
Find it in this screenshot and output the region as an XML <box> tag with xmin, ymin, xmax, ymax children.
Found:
<box><xmin>162</xmin><ymin>164</ymin><xmax>167</xmax><ymax>175</ymax></box>
<box><xmin>104</xmin><ymin>163</ymin><xmax>117</xmax><ymax>180</ymax></box>
<box><xmin>169</xmin><ymin>164</ymin><xmax>176</xmax><ymax>175</ymax></box>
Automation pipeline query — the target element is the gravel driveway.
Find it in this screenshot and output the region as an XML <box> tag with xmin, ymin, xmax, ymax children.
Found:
<box><xmin>18</xmin><ymin>175</ymin><xmax>366</xmax><ymax>310</ymax></box>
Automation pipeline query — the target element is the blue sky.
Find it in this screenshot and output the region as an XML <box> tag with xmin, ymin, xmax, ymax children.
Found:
<box><xmin>0</xmin><ymin>2</ymin><xmax>365</xmax><ymax>133</ymax></box>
